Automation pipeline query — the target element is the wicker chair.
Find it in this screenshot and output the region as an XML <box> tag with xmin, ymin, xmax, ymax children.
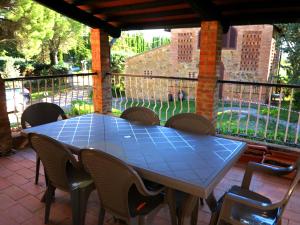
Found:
<box><xmin>21</xmin><ymin>102</ymin><xmax>68</xmax><ymax>184</ymax></box>
<box><xmin>165</xmin><ymin>113</ymin><xmax>215</xmax><ymax>225</ymax></box>
<box><xmin>29</xmin><ymin>133</ymin><xmax>94</xmax><ymax>225</ymax></box>
<box><xmin>211</xmin><ymin>160</ymin><xmax>300</xmax><ymax>225</ymax></box>
<box><xmin>81</xmin><ymin>149</ymin><xmax>165</xmax><ymax>225</ymax></box>
<box><xmin>120</xmin><ymin>107</ymin><xmax>160</xmax><ymax>125</ymax></box>
<box><xmin>165</xmin><ymin>113</ymin><xmax>215</xmax><ymax>135</ymax></box>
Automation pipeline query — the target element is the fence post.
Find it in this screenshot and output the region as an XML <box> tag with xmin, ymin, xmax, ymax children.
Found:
<box><xmin>196</xmin><ymin>21</ymin><xmax>223</xmax><ymax>126</ymax></box>
<box><xmin>90</xmin><ymin>29</ymin><xmax>112</xmax><ymax>113</ymax></box>
<box><xmin>0</xmin><ymin>76</ymin><xmax>13</xmax><ymax>155</ymax></box>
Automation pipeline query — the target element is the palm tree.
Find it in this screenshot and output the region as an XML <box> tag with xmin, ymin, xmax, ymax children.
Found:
<box><xmin>0</xmin><ymin>77</ymin><xmax>12</xmax><ymax>155</ymax></box>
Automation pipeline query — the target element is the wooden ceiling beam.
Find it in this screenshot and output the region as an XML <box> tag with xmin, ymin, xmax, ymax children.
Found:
<box><xmin>226</xmin><ymin>12</ymin><xmax>300</xmax><ymax>25</ymax></box>
<box><xmin>107</xmin><ymin>9</ymin><xmax>194</xmax><ymax>22</ymax></box>
<box><xmin>122</xmin><ymin>18</ymin><xmax>200</xmax><ymax>30</ymax></box>
<box><xmin>185</xmin><ymin>0</ymin><xmax>221</xmax><ymax>20</ymax></box>
<box><xmin>220</xmin><ymin>1</ymin><xmax>300</xmax><ymax>12</ymax></box>
<box><xmin>91</xmin><ymin>0</ymin><xmax>184</xmax><ymax>14</ymax></box>
<box><xmin>34</xmin><ymin>0</ymin><xmax>121</xmax><ymax>37</ymax></box>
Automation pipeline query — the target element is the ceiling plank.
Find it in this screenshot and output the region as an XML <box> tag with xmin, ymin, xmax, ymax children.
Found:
<box><xmin>226</xmin><ymin>11</ymin><xmax>300</xmax><ymax>25</ymax></box>
<box><xmin>107</xmin><ymin>9</ymin><xmax>194</xmax><ymax>22</ymax></box>
<box><xmin>220</xmin><ymin>1</ymin><xmax>300</xmax><ymax>12</ymax></box>
<box><xmin>34</xmin><ymin>0</ymin><xmax>121</xmax><ymax>37</ymax></box>
<box><xmin>122</xmin><ymin>18</ymin><xmax>200</xmax><ymax>30</ymax></box>
<box><xmin>92</xmin><ymin>0</ymin><xmax>184</xmax><ymax>14</ymax></box>
<box><xmin>185</xmin><ymin>0</ymin><xmax>221</xmax><ymax>20</ymax></box>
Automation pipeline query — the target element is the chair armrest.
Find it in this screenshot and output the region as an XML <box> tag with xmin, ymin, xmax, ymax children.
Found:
<box><xmin>219</xmin><ymin>192</ymin><xmax>279</xmax><ymax>221</ymax></box>
<box><xmin>241</xmin><ymin>162</ymin><xmax>294</xmax><ymax>189</ymax></box>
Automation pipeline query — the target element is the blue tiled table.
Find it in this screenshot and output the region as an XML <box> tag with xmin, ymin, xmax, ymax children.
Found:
<box><xmin>23</xmin><ymin>113</ymin><xmax>246</xmax><ymax>211</ymax></box>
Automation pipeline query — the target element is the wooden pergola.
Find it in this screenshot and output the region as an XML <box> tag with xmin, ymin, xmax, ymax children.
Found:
<box><xmin>0</xmin><ymin>0</ymin><xmax>299</xmax><ymax>154</ymax></box>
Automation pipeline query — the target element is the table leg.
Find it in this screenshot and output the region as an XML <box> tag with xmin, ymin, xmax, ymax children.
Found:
<box><xmin>205</xmin><ymin>191</ymin><xmax>219</xmax><ymax>225</ymax></box>
<box><xmin>166</xmin><ymin>188</ymin><xmax>178</xmax><ymax>225</ymax></box>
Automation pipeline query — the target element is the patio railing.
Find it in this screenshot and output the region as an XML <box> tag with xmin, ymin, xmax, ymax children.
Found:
<box><xmin>109</xmin><ymin>73</ymin><xmax>300</xmax><ymax>148</ymax></box>
<box><xmin>5</xmin><ymin>72</ymin><xmax>300</xmax><ymax>148</ymax></box>
<box><xmin>4</xmin><ymin>72</ymin><xmax>96</xmax><ymax>129</ymax></box>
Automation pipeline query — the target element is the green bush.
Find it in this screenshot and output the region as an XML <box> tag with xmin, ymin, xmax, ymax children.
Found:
<box><xmin>69</xmin><ymin>100</ymin><xmax>93</xmax><ymax>116</ymax></box>
<box><xmin>293</xmin><ymin>91</ymin><xmax>300</xmax><ymax>110</ymax></box>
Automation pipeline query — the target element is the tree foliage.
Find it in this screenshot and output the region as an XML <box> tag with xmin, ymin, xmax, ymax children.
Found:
<box><xmin>2</xmin><ymin>0</ymin><xmax>87</xmax><ymax>65</ymax></box>
<box><xmin>111</xmin><ymin>32</ymin><xmax>170</xmax><ymax>54</ymax></box>
<box><xmin>277</xmin><ymin>23</ymin><xmax>300</xmax><ymax>84</ymax></box>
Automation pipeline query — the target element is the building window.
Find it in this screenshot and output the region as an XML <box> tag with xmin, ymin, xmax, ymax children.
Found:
<box><xmin>144</xmin><ymin>70</ymin><xmax>152</xmax><ymax>76</ymax></box>
<box><xmin>240</xmin><ymin>31</ymin><xmax>262</xmax><ymax>72</ymax></box>
<box><xmin>178</xmin><ymin>32</ymin><xmax>193</xmax><ymax>63</ymax></box>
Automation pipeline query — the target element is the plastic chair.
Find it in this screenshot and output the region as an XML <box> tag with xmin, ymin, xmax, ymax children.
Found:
<box><xmin>21</xmin><ymin>102</ymin><xmax>68</xmax><ymax>184</ymax></box>
<box><xmin>120</xmin><ymin>107</ymin><xmax>160</xmax><ymax>125</ymax></box>
<box><xmin>165</xmin><ymin>113</ymin><xmax>215</xmax><ymax>225</ymax></box>
<box><xmin>165</xmin><ymin>113</ymin><xmax>215</xmax><ymax>135</ymax></box>
<box><xmin>81</xmin><ymin>149</ymin><xmax>165</xmax><ymax>225</ymax></box>
<box><xmin>29</xmin><ymin>133</ymin><xmax>94</xmax><ymax>225</ymax></box>
<box><xmin>211</xmin><ymin>160</ymin><xmax>300</xmax><ymax>225</ymax></box>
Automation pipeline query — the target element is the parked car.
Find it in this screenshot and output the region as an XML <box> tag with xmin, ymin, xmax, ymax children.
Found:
<box><xmin>5</xmin><ymin>88</ymin><xmax>30</xmax><ymax>113</ymax></box>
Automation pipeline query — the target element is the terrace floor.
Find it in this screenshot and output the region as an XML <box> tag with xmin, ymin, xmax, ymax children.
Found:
<box><xmin>0</xmin><ymin>148</ymin><xmax>299</xmax><ymax>225</ymax></box>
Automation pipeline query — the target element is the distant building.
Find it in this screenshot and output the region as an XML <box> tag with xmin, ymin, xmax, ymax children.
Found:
<box><xmin>125</xmin><ymin>25</ymin><xmax>280</xmax><ymax>101</ymax></box>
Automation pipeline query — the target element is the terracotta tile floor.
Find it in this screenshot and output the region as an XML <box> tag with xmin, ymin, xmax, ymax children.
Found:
<box><xmin>0</xmin><ymin>148</ymin><xmax>299</xmax><ymax>225</ymax></box>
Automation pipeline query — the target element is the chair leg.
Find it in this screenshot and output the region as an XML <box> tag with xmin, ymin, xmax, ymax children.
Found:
<box><xmin>44</xmin><ymin>184</ymin><xmax>55</xmax><ymax>224</ymax></box>
<box><xmin>70</xmin><ymin>185</ymin><xmax>94</xmax><ymax>225</ymax></box>
<box><xmin>98</xmin><ymin>207</ymin><xmax>105</xmax><ymax>225</ymax></box>
<box><xmin>35</xmin><ymin>156</ymin><xmax>40</xmax><ymax>184</ymax></box>
<box><xmin>138</xmin><ymin>216</ymin><xmax>145</xmax><ymax>225</ymax></box>
<box><xmin>191</xmin><ymin>199</ymin><xmax>199</xmax><ymax>225</ymax></box>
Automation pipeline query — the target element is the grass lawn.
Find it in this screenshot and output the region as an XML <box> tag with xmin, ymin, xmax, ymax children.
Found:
<box><xmin>68</xmin><ymin>98</ymin><xmax>300</xmax><ymax>146</ymax></box>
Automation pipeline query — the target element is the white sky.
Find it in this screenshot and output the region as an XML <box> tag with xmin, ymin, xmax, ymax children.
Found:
<box><xmin>124</xmin><ymin>29</ymin><xmax>171</xmax><ymax>41</ymax></box>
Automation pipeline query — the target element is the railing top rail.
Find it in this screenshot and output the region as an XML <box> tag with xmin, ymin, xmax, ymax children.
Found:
<box><xmin>107</xmin><ymin>72</ymin><xmax>198</xmax><ymax>81</ymax></box>
<box><xmin>108</xmin><ymin>73</ymin><xmax>300</xmax><ymax>89</ymax></box>
<box><xmin>3</xmin><ymin>72</ymin><xmax>97</xmax><ymax>82</ymax></box>
<box><xmin>218</xmin><ymin>79</ymin><xmax>300</xmax><ymax>89</ymax></box>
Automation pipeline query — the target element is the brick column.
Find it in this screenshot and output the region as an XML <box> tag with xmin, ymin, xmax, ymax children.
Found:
<box><xmin>196</xmin><ymin>21</ymin><xmax>223</xmax><ymax>125</ymax></box>
<box><xmin>90</xmin><ymin>29</ymin><xmax>112</xmax><ymax>113</ymax></box>
<box><xmin>0</xmin><ymin>77</ymin><xmax>12</xmax><ymax>155</ymax></box>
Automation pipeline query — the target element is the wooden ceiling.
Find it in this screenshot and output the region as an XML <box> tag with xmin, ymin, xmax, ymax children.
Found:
<box><xmin>34</xmin><ymin>0</ymin><xmax>300</xmax><ymax>37</ymax></box>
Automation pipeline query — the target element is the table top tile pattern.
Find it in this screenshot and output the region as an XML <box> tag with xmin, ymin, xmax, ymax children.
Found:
<box><xmin>24</xmin><ymin>113</ymin><xmax>246</xmax><ymax>197</ymax></box>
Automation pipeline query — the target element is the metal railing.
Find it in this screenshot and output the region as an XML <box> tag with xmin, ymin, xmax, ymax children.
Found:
<box><xmin>5</xmin><ymin>71</ymin><xmax>300</xmax><ymax>148</ymax></box>
<box><xmin>218</xmin><ymin>80</ymin><xmax>300</xmax><ymax>148</ymax></box>
<box><xmin>109</xmin><ymin>73</ymin><xmax>198</xmax><ymax>120</ymax></box>
<box><xmin>4</xmin><ymin>73</ymin><xmax>96</xmax><ymax>129</ymax></box>
<box><xmin>109</xmin><ymin>73</ymin><xmax>300</xmax><ymax>148</ymax></box>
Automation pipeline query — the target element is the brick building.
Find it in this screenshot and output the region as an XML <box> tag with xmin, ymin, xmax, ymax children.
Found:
<box><xmin>125</xmin><ymin>25</ymin><xmax>280</xmax><ymax>101</ymax></box>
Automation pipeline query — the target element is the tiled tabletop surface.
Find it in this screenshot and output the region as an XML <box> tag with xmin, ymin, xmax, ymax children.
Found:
<box><xmin>24</xmin><ymin>113</ymin><xmax>246</xmax><ymax>197</ymax></box>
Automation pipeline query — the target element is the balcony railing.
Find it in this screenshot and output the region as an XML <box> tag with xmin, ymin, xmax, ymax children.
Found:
<box><xmin>109</xmin><ymin>73</ymin><xmax>300</xmax><ymax>148</ymax></box>
<box><xmin>4</xmin><ymin>72</ymin><xmax>300</xmax><ymax>148</ymax></box>
<box><xmin>4</xmin><ymin>73</ymin><xmax>96</xmax><ymax>129</ymax></box>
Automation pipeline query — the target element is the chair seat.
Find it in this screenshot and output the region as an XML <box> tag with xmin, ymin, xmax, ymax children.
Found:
<box><xmin>226</xmin><ymin>186</ymin><xmax>279</xmax><ymax>225</ymax></box>
<box><xmin>128</xmin><ymin>185</ymin><xmax>164</xmax><ymax>217</ymax></box>
<box><xmin>68</xmin><ymin>166</ymin><xmax>94</xmax><ymax>190</ymax></box>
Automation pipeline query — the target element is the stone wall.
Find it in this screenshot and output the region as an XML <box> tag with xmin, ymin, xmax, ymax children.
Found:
<box><xmin>125</xmin><ymin>25</ymin><xmax>278</xmax><ymax>103</ymax></box>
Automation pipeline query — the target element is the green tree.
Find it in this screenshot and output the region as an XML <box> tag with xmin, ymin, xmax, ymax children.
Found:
<box><xmin>4</xmin><ymin>0</ymin><xmax>87</xmax><ymax>65</ymax></box>
<box><xmin>277</xmin><ymin>24</ymin><xmax>300</xmax><ymax>84</ymax></box>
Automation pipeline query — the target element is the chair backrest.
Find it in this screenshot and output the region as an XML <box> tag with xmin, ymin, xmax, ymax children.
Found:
<box><xmin>165</xmin><ymin>113</ymin><xmax>215</xmax><ymax>135</ymax></box>
<box><xmin>29</xmin><ymin>133</ymin><xmax>78</xmax><ymax>191</ymax></box>
<box><xmin>81</xmin><ymin>149</ymin><xmax>145</xmax><ymax>221</ymax></box>
<box><xmin>120</xmin><ymin>107</ymin><xmax>160</xmax><ymax>125</ymax></box>
<box><xmin>21</xmin><ymin>102</ymin><xmax>67</xmax><ymax>128</ymax></box>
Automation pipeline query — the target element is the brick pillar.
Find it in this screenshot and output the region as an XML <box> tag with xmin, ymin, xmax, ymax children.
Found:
<box><xmin>196</xmin><ymin>21</ymin><xmax>223</xmax><ymax>125</ymax></box>
<box><xmin>0</xmin><ymin>77</ymin><xmax>12</xmax><ymax>155</ymax></box>
<box><xmin>90</xmin><ymin>29</ymin><xmax>112</xmax><ymax>113</ymax></box>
